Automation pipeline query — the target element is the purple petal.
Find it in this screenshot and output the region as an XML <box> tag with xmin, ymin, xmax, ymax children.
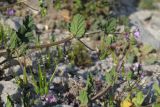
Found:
<box><xmin>134</xmin><ymin>62</ymin><xmax>139</xmax><ymax>68</ymax></box>
<box><xmin>45</xmin><ymin>94</ymin><xmax>57</xmax><ymax>103</ymax></box>
<box><xmin>140</xmin><ymin>72</ymin><xmax>145</xmax><ymax>79</ymax></box>
<box><xmin>6</xmin><ymin>9</ymin><xmax>16</xmax><ymax>16</ymax></box>
<box><xmin>133</xmin><ymin>28</ymin><xmax>140</xmax><ymax>39</ymax></box>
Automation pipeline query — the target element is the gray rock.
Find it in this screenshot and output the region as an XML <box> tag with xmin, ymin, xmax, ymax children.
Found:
<box><xmin>0</xmin><ymin>2</ymin><xmax>9</xmax><ymax>6</ymax></box>
<box><xmin>57</xmin><ymin>63</ymin><xmax>68</xmax><ymax>75</ymax></box>
<box><xmin>117</xmin><ymin>82</ymin><xmax>126</xmax><ymax>93</ymax></box>
<box><xmin>120</xmin><ymin>0</ymin><xmax>135</xmax><ymax>6</ymax></box>
<box><xmin>77</xmin><ymin>69</ymin><xmax>88</xmax><ymax>79</ymax></box>
<box><xmin>129</xmin><ymin>10</ymin><xmax>160</xmax><ymax>49</ymax></box>
<box><xmin>0</xmin><ymin>80</ymin><xmax>19</xmax><ymax>103</ymax></box>
<box><xmin>5</xmin><ymin>17</ymin><xmax>22</xmax><ymax>31</ymax></box>
<box><xmin>0</xmin><ymin>57</ymin><xmax>5</xmax><ymax>65</ymax></box>
<box><xmin>2</xmin><ymin>63</ymin><xmax>23</xmax><ymax>78</ymax></box>
<box><xmin>153</xmin><ymin>2</ymin><xmax>160</xmax><ymax>9</ymax></box>
<box><xmin>14</xmin><ymin>104</ymin><xmax>22</xmax><ymax>107</ymax></box>
<box><xmin>0</xmin><ymin>55</ymin><xmax>23</xmax><ymax>77</ymax></box>
<box><xmin>140</xmin><ymin>76</ymin><xmax>152</xmax><ymax>86</ymax></box>
<box><xmin>26</xmin><ymin>0</ymin><xmax>41</xmax><ymax>9</ymax></box>
<box><xmin>52</xmin><ymin>77</ymin><xmax>67</xmax><ymax>84</ymax></box>
<box><xmin>95</xmin><ymin>58</ymin><xmax>113</xmax><ymax>72</ymax></box>
<box><xmin>109</xmin><ymin>0</ymin><xmax>137</xmax><ymax>15</ymax></box>
<box><xmin>52</xmin><ymin>77</ymin><xmax>62</xmax><ymax>84</ymax></box>
<box><xmin>88</xmin><ymin>66</ymin><xmax>97</xmax><ymax>72</ymax></box>
<box><xmin>54</xmin><ymin>29</ymin><xmax>61</xmax><ymax>34</ymax></box>
<box><xmin>36</xmin><ymin>24</ymin><xmax>45</xmax><ymax>31</ymax></box>
<box><xmin>142</xmin><ymin>64</ymin><xmax>160</xmax><ymax>73</ymax></box>
<box><xmin>55</xmin><ymin>105</ymin><xmax>72</xmax><ymax>107</ymax></box>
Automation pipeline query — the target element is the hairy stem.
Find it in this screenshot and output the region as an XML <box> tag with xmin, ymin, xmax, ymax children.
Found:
<box><xmin>0</xmin><ymin>0</ymin><xmax>39</xmax><ymax>11</ymax></box>
<box><xmin>77</xmin><ymin>39</ymin><xmax>96</xmax><ymax>51</ymax></box>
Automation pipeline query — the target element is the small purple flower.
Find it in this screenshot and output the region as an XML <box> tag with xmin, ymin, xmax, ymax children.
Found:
<box><xmin>132</xmin><ymin>62</ymin><xmax>141</xmax><ymax>71</ymax></box>
<box><xmin>45</xmin><ymin>94</ymin><xmax>57</xmax><ymax>103</ymax></box>
<box><xmin>140</xmin><ymin>72</ymin><xmax>145</xmax><ymax>78</ymax></box>
<box><xmin>133</xmin><ymin>28</ymin><xmax>140</xmax><ymax>39</ymax></box>
<box><xmin>6</xmin><ymin>9</ymin><xmax>16</xmax><ymax>16</ymax></box>
<box><xmin>134</xmin><ymin>62</ymin><xmax>139</xmax><ymax>68</ymax></box>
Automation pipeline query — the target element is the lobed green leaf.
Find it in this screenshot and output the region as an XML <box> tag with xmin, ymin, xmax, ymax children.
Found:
<box><xmin>79</xmin><ymin>89</ymin><xmax>88</xmax><ymax>106</ymax></box>
<box><xmin>70</xmin><ymin>14</ymin><xmax>86</xmax><ymax>38</ymax></box>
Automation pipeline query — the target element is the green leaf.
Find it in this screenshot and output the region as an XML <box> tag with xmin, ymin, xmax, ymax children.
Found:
<box><xmin>79</xmin><ymin>89</ymin><xmax>88</xmax><ymax>106</ymax></box>
<box><xmin>105</xmin><ymin>34</ymin><xmax>115</xmax><ymax>46</ymax></box>
<box><xmin>49</xmin><ymin>66</ymin><xmax>57</xmax><ymax>84</ymax></box>
<box><xmin>110</xmin><ymin>67</ymin><xmax>117</xmax><ymax>83</ymax></box>
<box><xmin>105</xmin><ymin>72</ymin><xmax>112</xmax><ymax>85</ymax></box>
<box><xmin>105</xmin><ymin>67</ymin><xmax>117</xmax><ymax>85</ymax></box>
<box><xmin>132</xmin><ymin>91</ymin><xmax>144</xmax><ymax>106</ymax></box>
<box><xmin>152</xmin><ymin>103</ymin><xmax>160</xmax><ymax>107</ymax></box>
<box><xmin>99</xmin><ymin>51</ymin><xmax>108</xmax><ymax>60</ymax></box>
<box><xmin>118</xmin><ymin>16</ymin><xmax>129</xmax><ymax>26</ymax></box>
<box><xmin>126</xmin><ymin>71</ymin><xmax>133</xmax><ymax>81</ymax></box>
<box><xmin>153</xmin><ymin>83</ymin><xmax>160</xmax><ymax>95</ymax></box>
<box><xmin>22</xmin><ymin>15</ymin><xmax>35</xmax><ymax>30</ymax></box>
<box><xmin>127</xmin><ymin>52</ymin><xmax>136</xmax><ymax>63</ymax></box>
<box><xmin>70</xmin><ymin>14</ymin><xmax>86</xmax><ymax>38</ymax></box>
<box><xmin>38</xmin><ymin>65</ymin><xmax>43</xmax><ymax>93</ymax></box>
<box><xmin>25</xmin><ymin>32</ymin><xmax>35</xmax><ymax>41</ymax></box>
<box><xmin>111</xmin><ymin>51</ymin><xmax>118</xmax><ymax>64</ymax></box>
<box><xmin>54</xmin><ymin>0</ymin><xmax>62</xmax><ymax>10</ymax></box>
<box><xmin>104</xmin><ymin>18</ymin><xmax>117</xmax><ymax>34</ymax></box>
<box><xmin>140</xmin><ymin>44</ymin><xmax>153</xmax><ymax>55</ymax></box>
<box><xmin>133</xmin><ymin>47</ymin><xmax>140</xmax><ymax>56</ymax></box>
<box><xmin>18</xmin><ymin>25</ymin><xmax>27</xmax><ymax>35</ymax></box>
<box><xmin>40</xmin><ymin>8</ymin><xmax>47</xmax><ymax>17</ymax></box>
<box><xmin>86</xmin><ymin>73</ymin><xmax>94</xmax><ymax>94</ymax></box>
<box><xmin>57</xmin><ymin>46</ymin><xmax>63</xmax><ymax>60</ymax></box>
<box><xmin>99</xmin><ymin>36</ymin><xmax>111</xmax><ymax>60</ymax></box>
<box><xmin>18</xmin><ymin>43</ymin><xmax>27</xmax><ymax>55</ymax></box>
<box><xmin>9</xmin><ymin>31</ymin><xmax>19</xmax><ymax>50</ymax></box>
<box><xmin>17</xmin><ymin>15</ymin><xmax>35</xmax><ymax>44</ymax></box>
<box><xmin>31</xmin><ymin>64</ymin><xmax>51</xmax><ymax>95</ymax></box>
<box><xmin>38</xmin><ymin>0</ymin><xmax>47</xmax><ymax>17</ymax></box>
<box><xmin>6</xmin><ymin>95</ymin><xmax>14</xmax><ymax>107</ymax></box>
<box><xmin>74</xmin><ymin>0</ymin><xmax>82</xmax><ymax>8</ymax></box>
<box><xmin>0</xmin><ymin>23</ymin><xmax>4</xmax><ymax>44</ymax></box>
<box><xmin>130</xmin><ymin>34</ymin><xmax>137</xmax><ymax>45</ymax></box>
<box><xmin>23</xmin><ymin>67</ymin><xmax>28</xmax><ymax>85</ymax></box>
<box><xmin>30</xmin><ymin>69</ymin><xmax>39</xmax><ymax>94</ymax></box>
<box><xmin>44</xmin><ymin>85</ymin><xmax>49</xmax><ymax>94</ymax></box>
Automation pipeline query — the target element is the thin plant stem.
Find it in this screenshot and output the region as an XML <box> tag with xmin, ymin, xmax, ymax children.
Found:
<box><xmin>77</xmin><ymin>39</ymin><xmax>96</xmax><ymax>51</ymax></box>
<box><xmin>0</xmin><ymin>0</ymin><xmax>39</xmax><ymax>12</ymax></box>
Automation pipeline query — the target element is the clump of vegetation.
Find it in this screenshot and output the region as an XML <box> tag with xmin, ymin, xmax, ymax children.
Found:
<box><xmin>138</xmin><ymin>0</ymin><xmax>160</xmax><ymax>9</ymax></box>
<box><xmin>53</xmin><ymin>0</ymin><xmax>110</xmax><ymax>30</ymax></box>
<box><xmin>68</xmin><ymin>42</ymin><xmax>92</xmax><ymax>67</ymax></box>
<box><xmin>0</xmin><ymin>0</ymin><xmax>160</xmax><ymax>107</ymax></box>
<box><xmin>139</xmin><ymin>0</ymin><xmax>155</xmax><ymax>9</ymax></box>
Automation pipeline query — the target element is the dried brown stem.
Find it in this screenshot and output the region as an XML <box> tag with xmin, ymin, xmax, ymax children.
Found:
<box><xmin>77</xmin><ymin>39</ymin><xmax>96</xmax><ymax>51</ymax></box>
<box><xmin>115</xmin><ymin>44</ymin><xmax>130</xmax><ymax>72</ymax></box>
<box><xmin>28</xmin><ymin>36</ymin><xmax>74</xmax><ymax>49</ymax></box>
<box><xmin>91</xmin><ymin>85</ymin><xmax>111</xmax><ymax>101</ymax></box>
<box><xmin>0</xmin><ymin>0</ymin><xmax>39</xmax><ymax>12</ymax></box>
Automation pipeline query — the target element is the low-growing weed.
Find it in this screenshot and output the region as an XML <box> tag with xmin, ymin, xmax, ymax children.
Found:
<box><xmin>68</xmin><ymin>42</ymin><xmax>92</xmax><ymax>67</ymax></box>
<box><xmin>0</xmin><ymin>1</ymin><xmax>159</xmax><ymax>106</ymax></box>
<box><xmin>31</xmin><ymin>65</ymin><xmax>57</xmax><ymax>96</ymax></box>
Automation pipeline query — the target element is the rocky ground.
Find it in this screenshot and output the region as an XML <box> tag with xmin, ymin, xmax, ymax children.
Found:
<box><xmin>0</xmin><ymin>0</ymin><xmax>160</xmax><ymax>107</ymax></box>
